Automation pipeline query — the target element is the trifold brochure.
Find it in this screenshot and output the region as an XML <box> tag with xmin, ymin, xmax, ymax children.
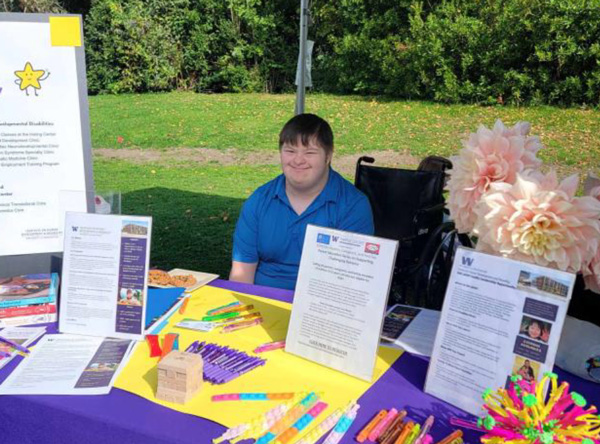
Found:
<box><xmin>60</xmin><ymin>212</ymin><xmax>152</xmax><ymax>341</ymax></box>
<box><xmin>425</xmin><ymin>248</ymin><xmax>574</xmax><ymax>416</ymax></box>
<box><xmin>286</xmin><ymin>225</ymin><xmax>398</xmax><ymax>381</ymax></box>
<box><xmin>380</xmin><ymin>304</ymin><xmax>440</xmax><ymax>357</ymax></box>
<box><xmin>0</xmin><ymin>334</ymin><xmax>133</xmax><ymax>395</ymax></box>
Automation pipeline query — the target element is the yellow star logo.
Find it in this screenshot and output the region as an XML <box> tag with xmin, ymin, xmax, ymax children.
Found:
<box><xmin>14</xmin><ymin>62</ymin><xmax>45</xmax><ymax>90</ymax></box>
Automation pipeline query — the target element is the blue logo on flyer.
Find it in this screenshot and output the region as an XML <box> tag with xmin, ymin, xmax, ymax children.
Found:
<box><xmin>317</xmin><ymin>233</ymin><xmax>330</xmax><ymax>245</ymax></box>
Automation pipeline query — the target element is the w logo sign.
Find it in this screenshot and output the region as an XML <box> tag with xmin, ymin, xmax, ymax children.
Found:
<box><xmin>462</xmin><ymin>256</ymin><xmax>474</xmax><ymax>266</ymax></box>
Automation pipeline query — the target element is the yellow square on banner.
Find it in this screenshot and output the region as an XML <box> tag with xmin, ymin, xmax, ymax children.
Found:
<box><xmin>49</xmin><ymin>16</ymin><xmax>81</xmax><ymax>47</ymax></box>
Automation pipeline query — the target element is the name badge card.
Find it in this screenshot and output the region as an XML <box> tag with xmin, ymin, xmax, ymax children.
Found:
<box><xmin>0</xmin><ymin>14</ymin><xmax>93</xmax><ymax>256</ymax></box>
<box><xmin>425</xmin><ymin>248</ymin><xmax>574</xmax><ymax>415</ymax></box>
<box><xmin>286</xmin><ymin>225</ymin><xmax>398</xmax><ymax>381</ymax></box>
<box><xmin>59</xmin><ymin>213</ymin><xmax>152</xmax><ymax>341</ymax></box>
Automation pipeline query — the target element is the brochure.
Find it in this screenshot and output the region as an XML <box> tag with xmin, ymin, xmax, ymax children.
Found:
<box><xmin>425</xmin><ymin>248</ymin><xmax>574</xmax><ymax>415</ymax></box>
<box><xmin>286</xmin><ymin>225</ymin><xmax>398</xmax><ymax>381</ymax></box>
<box><xmin>380</xmin><ymin>304</ymin><xmax>440</xmax><ymax>357</ymax></box>
<box><xmin>0</xmin><ymin>334</ymin><xmax>133</xmax><ymax>395</ymax></box>
<box><xmin>59</xmin><ymin>212</ymin><xmax>152</xmax><ymax>341</ymax></box>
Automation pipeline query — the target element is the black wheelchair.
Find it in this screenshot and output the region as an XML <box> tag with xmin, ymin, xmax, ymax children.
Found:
<box><xmin>354</xmin><ymin>155</ymin><xmax>472</xmax><ymax>310</ymax></box>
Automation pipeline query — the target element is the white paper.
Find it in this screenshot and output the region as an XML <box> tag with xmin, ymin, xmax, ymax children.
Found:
<box><xmin>0</xmin><ymin>19</ymin><xmax>89</xmax><ymax>256</ymax></box>
<box><xmin>0</xmin><ymin>334</ymin><xmax>133</xmax><ymax>395</ymax></box>
<box><xmin>0</xmin><ymin>326</ymin><xmax>46</xmax><ymax>369</ymax></box>
<box><xmin>425</xmin><ymin>248</ymin><xmax>574</xmax><ymax>415</ymax></box>
<box><xmin>286</xmin><ymin>225</ymin><xmax>398</xmax><ymax>381</ymax></box>
<box><xmin>60</xmin><ymin>213</ymin><xmax>152</xmax><ymax>341</ymax></box>
<box><xmin>381</xmin><ymin>304</ymin><xmax>440</xmax><ymax>357</ymax></box>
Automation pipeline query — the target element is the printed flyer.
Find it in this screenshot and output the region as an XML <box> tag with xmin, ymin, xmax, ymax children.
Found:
<box><xmin>59</xmin><ymin>212</ymin><xmax>152</xmax><ymax>341</ymax></box>
<box><xmin>425</xmin><ymin>248</ymin><xmax>574</xmax><ymax>415</ymax></box>
<box><xmin>0</xmin><ymin>334</ymin><xmax>133</xmax><ymax>395</ymax></box>
<box><xmin>0</xmin><ymin>14</ymin><xmax>93</xmax><ymax>256</ymax></box>
<box><xmin>286</xmin><ymin>225</ymin><xmax>398</xmax><ymax>381</ymax></box>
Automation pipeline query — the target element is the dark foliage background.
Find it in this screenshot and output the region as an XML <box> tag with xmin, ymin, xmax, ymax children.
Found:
<box><xmin>4</xmin><ymin>0</ymin><xmax>600</xmax><ymax>105</ymax></box>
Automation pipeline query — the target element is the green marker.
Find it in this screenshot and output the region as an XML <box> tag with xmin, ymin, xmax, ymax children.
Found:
<box><xmin>201</xmin><ymin>311</ymin><xmax>241</xmax><ymax>321</ymax></box>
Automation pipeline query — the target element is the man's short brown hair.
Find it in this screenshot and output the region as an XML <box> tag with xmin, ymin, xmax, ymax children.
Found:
<box><xmin>279</xmin><ymin>113</ymin><xmax>334</xmax><ymax>156</ymax></box>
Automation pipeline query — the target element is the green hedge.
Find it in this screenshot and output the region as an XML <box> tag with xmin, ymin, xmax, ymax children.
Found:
<box><xmin>82</xmin><ymin>0</ymin><xmax>600</xmax><ymax>105</ymax></box>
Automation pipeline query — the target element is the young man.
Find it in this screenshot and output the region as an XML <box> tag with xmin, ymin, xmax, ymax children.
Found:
<box><xmin>230</xmin><ymin>113</ymin><xmax>374</xmax><ymax>290</ymax></box>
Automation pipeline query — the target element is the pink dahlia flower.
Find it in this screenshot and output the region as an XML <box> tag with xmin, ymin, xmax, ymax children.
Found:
<box><xmin>447</xmin><ymin>120</ymin><xmax>544</xmax><ymax>233</ymax></box>
<box><xmin>473</xmin><ymin>171</ymin><xmax>600</xmax><ymax>274</ymax></box>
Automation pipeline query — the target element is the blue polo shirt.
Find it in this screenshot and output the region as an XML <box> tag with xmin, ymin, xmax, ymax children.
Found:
<box><xmin>232</xmin><ymin>168</ymin><xmax>374</xmax><ymax>290</ymax></box>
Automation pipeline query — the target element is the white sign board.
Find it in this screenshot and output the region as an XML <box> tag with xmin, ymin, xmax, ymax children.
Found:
<box><xmin>425</xmin><ymin>248</ymin><xmax>574</xmax><ymax>415</ymax></box>
<box><xmin>286</xmin><ymin>225</ymin><xmax>398</xmax><ymax>381</ymax></box>
<box><xmin>0</xmin><ymin>14</ymin><xmax>93</xmax><ymax>258</ymax></box>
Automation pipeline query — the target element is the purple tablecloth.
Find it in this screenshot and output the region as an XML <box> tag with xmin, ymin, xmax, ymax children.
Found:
<box><xmin>1</xmin><ymin>279</ymin><xmax>598</xmax><ymax>444</ymax></box>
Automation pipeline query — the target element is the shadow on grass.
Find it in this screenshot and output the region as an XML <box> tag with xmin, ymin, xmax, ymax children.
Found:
<box><xmin>122</xmin><ymin>187</ymin><xmax>245</xmax><ymax>279</ymax></box>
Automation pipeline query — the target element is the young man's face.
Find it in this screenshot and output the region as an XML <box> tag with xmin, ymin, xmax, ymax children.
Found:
<box><xmin>280</xmin><ymin>139</ymin><xmax>331</xmax><ymax>193</ymax></box>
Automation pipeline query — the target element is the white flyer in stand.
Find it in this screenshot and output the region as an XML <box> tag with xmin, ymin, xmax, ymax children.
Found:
<box><xmin>286</xmin><ymin>225</ymin><xmax>398</xmax><ymax>381</ymax></box>
<box><xmin>60</xmin><ymin>212</ymin><xmax>151</xmax><ymax>341</ymax></box>
<box><xmin>425</xmin><ymin>248</ymin><xmax>574</xmax><ymax>415</ymax></box>
<box><xmin>0</xmin><ymin>334</ymin><xmax>133</xmax><ymax>395</ymax></box>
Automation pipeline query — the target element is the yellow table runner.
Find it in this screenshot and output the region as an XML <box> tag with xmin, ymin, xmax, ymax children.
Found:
<box><xmin>115</xmin><ymin>286</ymin><xmax>402</xmax><ymax>428</ymax></box>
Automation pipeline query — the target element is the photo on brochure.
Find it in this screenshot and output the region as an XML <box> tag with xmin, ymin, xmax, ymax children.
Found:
<box><xmin>519</xmin><ymin>315</ymin><xmax>552</xmax><ymax>343</ymax></box>
<box><xmin>121</xmin><ymin>220</ymin><xmax>149</xmax><ymax>237</ymax></box>
<box><xmin>517</xmin><ymin>270</ymin><xmax>570</xmax><ymax>298</ymax></box>
<box><xmin>512</xmin><ymin>355</ymin><xmax>541</xmax><ymax>383</ymax></box>
<box><xmin>118</xmin><ymin>288</ymin><xmax>143</xmax><ymax>307</ymax></box>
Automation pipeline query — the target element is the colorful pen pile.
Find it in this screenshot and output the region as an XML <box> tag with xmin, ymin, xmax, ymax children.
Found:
<box><xmin>213</xmin><ymin>395</ymin><xmax>303</xmax><ymax>443</ymax></box>
<box><xmin>198</xmin><ymin>301</ymin><xmax>264</xmax><ymax>333</ymax></box>
<box><xmin>451</xmin><ymin>372</ymin><xmax>600</xmax><ymax>444</ymax></box>
<box><xmin>354</xmin><ymin>408</ymin><xmax>450</xmax><ymax>444</ymax></box>
<box><xmin>185</xmin><ymin>341</ymin><xmax>266</xmax><ymax>384</ymax></box>
<box><xmin>294</xmin><ymin>408</ymin><xmax>344</xmax><ymax>444</ymax></box>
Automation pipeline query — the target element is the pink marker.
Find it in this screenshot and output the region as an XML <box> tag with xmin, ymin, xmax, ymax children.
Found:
<box><xmin>368</xmin><ymin>408</ymin><xmax>398</xmax><ymax>441</ymax></box>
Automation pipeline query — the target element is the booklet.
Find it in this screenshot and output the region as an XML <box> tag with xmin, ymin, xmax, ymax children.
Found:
<box><xmin>425</xmin><ymin>248</ymin><xmax>574</xmax><ymax>416</ymax></box>
<box><xmin>0</xmin><ymin>326</ymin><xmax>46</xmax><ymax>370</ymax></box>
<box><xmin>59</xmin><ymin>213</ymin><xmax>152</xmax><ymax>341</ymax></box>
<box><xmin>286</xmin><ymin>225</ymin><xmax>398</xmax><ymax>381</ymax></box>
<box><xmin>380</xmin><ymin>304</ymin><xmax>440</xmax><ymax>357</ymax></box>
<box><xmin>0</xmin><ymin>334</ymin><xmax>133</xmax><ymax>395</ymax></box>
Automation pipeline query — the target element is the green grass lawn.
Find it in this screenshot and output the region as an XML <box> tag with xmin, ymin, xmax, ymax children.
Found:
<box><xmin>90</xmin><ymin>92</ymin><xmax>600</xmax><ymax>278</ymax></box>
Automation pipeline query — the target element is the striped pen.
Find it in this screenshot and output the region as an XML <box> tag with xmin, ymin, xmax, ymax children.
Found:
<box><xmin>275</xmin><ymin>401</ymin><xmax>329</xmax><ymax>444</ymax></box>
<box><xmin>322</xmin><ymin>402</ymin><xmax>360</xmax><ymax>444</ymax></box>
<box><xmin>293</xmin><ymin>408</ymin><xmax>344</xmax><ymax>444</ymax></box>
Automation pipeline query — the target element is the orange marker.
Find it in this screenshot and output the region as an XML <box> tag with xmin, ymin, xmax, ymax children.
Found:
<box><xmin>178</xmin><ymin>297</ymin><xmax>190</xmax><ymax>314</ymax></box>
<box><xmin>434</xmin><ymin>430</ymin><xmax>462</xmax><ymax>444</ymax></box>
<box><xmin>394</xmin><ymin>421</ymin><xmax>414</xmax><ymax>444</ymax></box>
<box><xmin>356</xmin><ymin>409</ymin><xmax>388</xmax><ymax>442</ymax></box>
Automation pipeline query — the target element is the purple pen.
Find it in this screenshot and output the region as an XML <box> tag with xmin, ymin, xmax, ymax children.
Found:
<box><xmin>0</xmin><ymin>336</ymin><xmax>29</xmax><ymax>354</ymax></box>
<box><xmin>216</xmin><ymin>357</ymin><xmax>264</xmax><ymax>383</ymax></box>
<box><xmin>185</xmin><ymin>340</ymin><xmax>199</xmax><ymax>353</ymax></box>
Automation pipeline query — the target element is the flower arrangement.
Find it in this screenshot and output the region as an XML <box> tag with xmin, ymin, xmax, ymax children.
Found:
<box><xmin>447</xmin><ymin>120</ymin><xmax>600</xmax><ymax>294</ymax></box>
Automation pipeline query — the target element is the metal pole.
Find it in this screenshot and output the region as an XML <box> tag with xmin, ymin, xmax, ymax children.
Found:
<box><xmin>295</xmin><ymin>0</ymin><xmax>308</xmax><ymax>115</ymax></box>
